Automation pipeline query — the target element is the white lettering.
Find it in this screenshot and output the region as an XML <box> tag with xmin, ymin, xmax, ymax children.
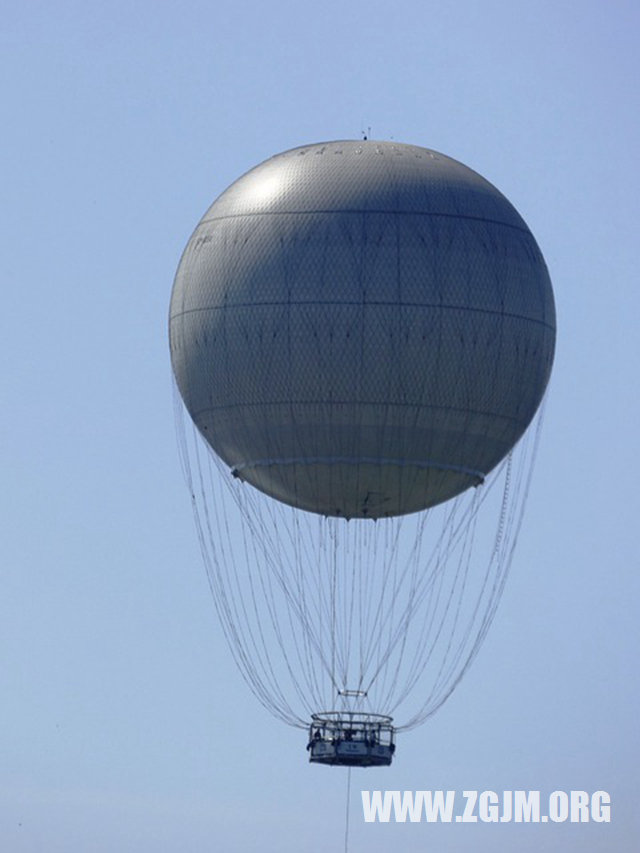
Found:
<box><xmin>361</xmin><ymin>788</ymin><xmax>611</xmax><ymax>824</ymax></box>
<box><xmin>591</xmin><ymin>791</ymin><xmax>611</xmax><ymax>823</ymax></box>
<box><xmin>571</xmin><ymin>790</ymin><xmax>590</xmax><ymax>822</ymax></box>
<box><xmin>461</xmin><ymin>790</ymin><xmax>478</xmax><ymax>822</ymax></box>
<box><xmin>423</xmin><ymin>790</ymin><xmax>455</xmax><ymax>823</ymax></box>
<box><xmin>392</xmin><ymin>791</ymin><xmax>425</xmax><ymax>823</ymax></box>
<box><xmin>479</xmin><ymin>790</ymin><xmax>499</xmax><ymax>822</ymax></box>
<box><xmin>549</xmin><ymin>790</ymin><xmax>569</xmax><ymax>822</ymax></box>
<box><xmin>514</xmin><ymin>790</ymin><xmax>540</xmax><ymax>823</ymax></box>
<box><xmin>500</xmin><ymin>790</ymin><xmax>512</xmax><ymax>822</ymax></box>
<box><xmin>361</xmin><ymin>790</ymin><xmax>393</xmax><ymax>823</ymax></box>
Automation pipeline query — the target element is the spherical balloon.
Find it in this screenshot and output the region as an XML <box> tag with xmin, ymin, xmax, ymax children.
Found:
<box><xmin>170</xmin><ymin>140</ymin><xmax>555</xmax><ymax>518</ymax></box>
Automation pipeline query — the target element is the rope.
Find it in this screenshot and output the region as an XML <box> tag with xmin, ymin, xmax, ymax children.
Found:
<box><xmin>344</xmin><ymin>766</ymin><xmax>352</xmax><ymax>853</ymax></box>
<box><xmin>173</xmin><ymin>371</ymin><xmax>548</xmax><ymax>734</ymax></box>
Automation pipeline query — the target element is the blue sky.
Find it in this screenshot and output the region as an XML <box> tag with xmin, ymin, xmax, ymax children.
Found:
<box><xmin>2</xmin><ymin>1</ymin><xmax>639</xmax><ymax>850</ymax></box>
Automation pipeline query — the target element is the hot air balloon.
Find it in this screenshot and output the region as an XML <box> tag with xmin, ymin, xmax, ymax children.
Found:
<box><xmin>169</xmin><ymin>140</ymin><xmax>555</xmax><ymax>767</ymax></box>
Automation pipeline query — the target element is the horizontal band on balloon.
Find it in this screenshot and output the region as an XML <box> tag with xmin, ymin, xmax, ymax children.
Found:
<box><xmin>231</xmin><ymin>456</ymin><xmax>485</xmax><ymax>484</ymax></box>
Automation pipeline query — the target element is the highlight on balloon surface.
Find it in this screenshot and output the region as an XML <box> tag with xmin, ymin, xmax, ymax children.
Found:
<box><xmin>169</xmin><ymin>139</ymin><xmax>556</xmax><ymax>767</ymax></box>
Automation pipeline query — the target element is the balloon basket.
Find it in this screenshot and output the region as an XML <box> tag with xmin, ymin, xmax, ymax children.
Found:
<box><xmin>307</xmin><ymin>711</ymin><xmax>395</xmax><ymax>767</ymax></box>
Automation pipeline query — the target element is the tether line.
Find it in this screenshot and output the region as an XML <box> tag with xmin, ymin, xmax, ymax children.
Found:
<box><xmin>344</xmin><ymin>766</ymin><xmax>352</xmax><ymax>853</ymax></box>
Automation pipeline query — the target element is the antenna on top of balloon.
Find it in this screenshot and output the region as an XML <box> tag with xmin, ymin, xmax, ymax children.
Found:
<box><xmin>361</xmin><ymin>126</ymin><xmax>371</xmax><ymax>140</ymax></box>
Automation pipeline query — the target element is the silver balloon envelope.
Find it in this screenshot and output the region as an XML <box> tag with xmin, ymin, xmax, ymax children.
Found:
<box><xmin>169</xmin><ymin>140</ymin><xmax>555</xmax><ymax>520</ymax></box>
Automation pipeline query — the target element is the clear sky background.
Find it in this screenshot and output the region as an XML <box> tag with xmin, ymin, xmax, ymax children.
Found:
<box><xmin>2</xmin><ymin>1</ymin><xmax>639</xmax><ymax>850</ymax></box>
